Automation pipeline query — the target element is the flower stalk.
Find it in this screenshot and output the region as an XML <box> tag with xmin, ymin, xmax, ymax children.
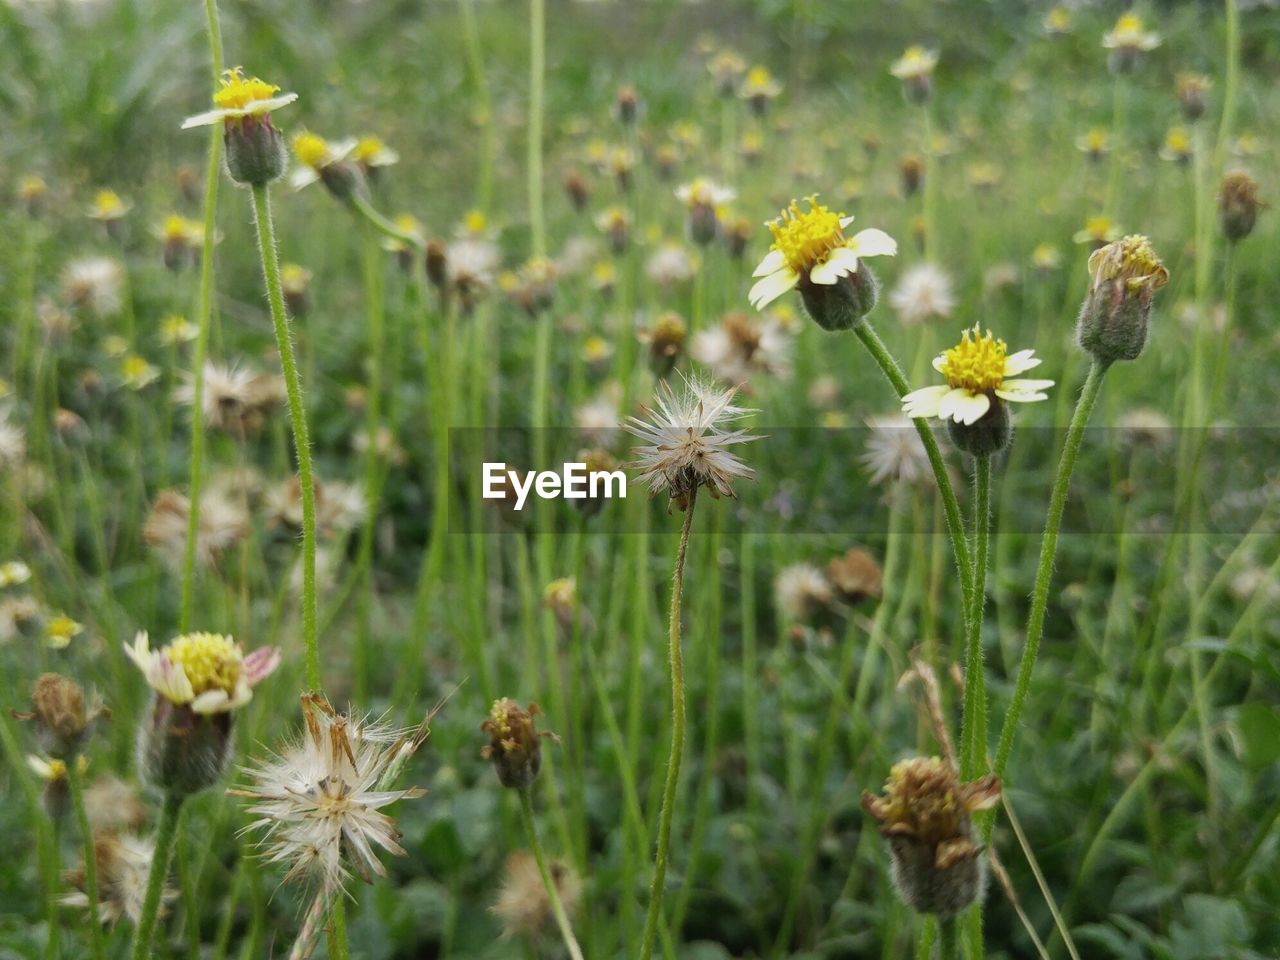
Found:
<box><xmin>517</xmin><ymin>788</ymin><xmax>584</xmax><ymax>960</ymax></box>
<box><xmin>640</xmin><ymin>487</ymin><xmax>697</xmax><ymax>960</ymax></box>
<box><xmin>249</xmin><ymin>183</ymin><xmax>320</xmax><ymax>691</ymax></box>
<box><xmin>129</xmin><ymin>793</ymin><xmax>183</xmax><ymax>960</ymax></box>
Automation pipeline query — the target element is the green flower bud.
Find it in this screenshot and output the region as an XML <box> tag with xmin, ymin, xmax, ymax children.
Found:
<box><xmin>799</xmin><ymin>263</ymin><xmax>880</xmax><ymax>332</ymax></box>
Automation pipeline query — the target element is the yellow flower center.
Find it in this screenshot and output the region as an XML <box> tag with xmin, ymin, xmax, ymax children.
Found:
<box><xmin>745</xmin><ymin>66</ymin><xmax>773</xmax><ymax>88</ymax></box>
<box><xmin>767</xmin><ymin>196</ymin><xmax>847</xmax><ymax>275</ymax></box>
<box><xmin>939</xmin><ymin>325</ymin><xmax>1008</xmax><ymax>393</ymax></box>
<box><xmin>464</xmin><ymin>210</ymin><xmax>488</xmax><ymax>234</ymax></box>
<box><xmin>292</xmin><ymin>132</ymin><xmax>332</xmax><ymax>170</ymax></box>
<box><xmin>93</xmin><ymin>190</ymin><xmax>126</xmax><ymax>217</ymax></box>
<box><xmin>165</xmin><ymin>632</ymin><xmax>242</xmax><ymax>696</ymax></box>
<box><xmin>46</xmin><ymin>615</ymin><xmax>82</xmax><ymax>640</ymax></box>
<box><xmin>487</xmin><ymin>698</ymin><xmax>516</xmax><ymax>739</ymax></box>
<box><xmin>1084</xmin><ymin>128</ymin><xmax>1107</xmax><ymax>151</ymax></box>
<box><xmin>354</xmin><ymin>136</ymin><xmax>386</xmax><ymax>163</ymax></box>
<box><xmin>213</xmin><ymin>67</ymin><xmax>281</xmax><ymax>112</ymax></box>
<box><xmin>1165</xmin><ymin>128</ymin><xmax>1190</xmax><ymax>153</ymax></box>
<box><xmin>1114</xmin><ymin>13</ymin><xmax>1143</xmax><ymax>35</ymax></box>
<box><xmin>1085</xmin><ymin>215</ymin><xmax>1113</xmax><ymax>239</ymax></box>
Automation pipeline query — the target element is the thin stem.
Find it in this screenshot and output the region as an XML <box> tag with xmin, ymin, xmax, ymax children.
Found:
<box><xmin>853</xmin><ymin>320</ymin><xmax>973</xmax><ymax>608</ymax></box>
<box><xmin>129</xmin><ymin>793</ymin><xmax>183</xmax><ymax>960</ymax></box>
<box><xmin>179</xmin><ymin>0</ymin><xmax>224</xmax><ymax>632</ymax></box>
<box><xmin>354</xmin><ymin>217</ymin><xmax>385</xmax><ymax>701</ymax></box>
<box><xmin>640</xmin><ymin>489</ymin><xmax>698</xmax><ymax>960</ymax></box>
<box><xmin>67</xmin><ymin>757</ymin><xmax>106</xmax><ymax>960</ymax></box>
<box><xmin>938</xmin><ymin>915</ymin><xmax>960</xmax><ymax>960</ymax></box>
<box><xmin>249</xmin><ymin>183</ymin><xmax>319</xmax><ymax>691</ymax></box>
<box><xmin>992</xmin><ymin>361</ymin><xmax>1108</xmax><ymax>787</ymax></box>
<box><xmin>326</xmin><ymin>900</ymin><xmax>349</xmax><ymax>960</ymax></box>
<box><xmin>527</xmin><ymin>0</ymin><xmax>546</xmax><ymax>258</ymax></box>
<box><xmin>517</xmin><ymin>789</ymin><xmax>585</xmax><ymax>960</ymax></box>
<box><xmin>960</xmin><ymin>454</ymin><xmax>991</xmax><ymax>780</ymax></box>
<box><xmin>458</xmin><ymin>0</ymin><xmax>495</xmax><ymax>212</ymax></box>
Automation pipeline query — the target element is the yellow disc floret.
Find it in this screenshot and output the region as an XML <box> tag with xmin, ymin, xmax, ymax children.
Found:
<box><xmin>767</xmin><ymin>196</ymin><xmax>847</xmax><ymax>274</ymax></box>
<box><xmin>354</xmin><ymin>137</ymin><xmax>386</xmax><ymax>163</ymax></box>
<box><xmin>213</xmin><ymin>67</ymin><xmax>282</xmax><ymax>113</ymax></box>
<box><xmin>292</xmin><ymin>132</ymin><xmax>331</xmax><ymax>170</ymax></box>
<box><xmin>939</xmin><ymin>325</ymin><xmax>1008</xmax><ymax>393</ymax></box>
<box><xmin>165</xmin><ymin>632</ymin><xmax>242</xmax><ymax>696</ymax></box>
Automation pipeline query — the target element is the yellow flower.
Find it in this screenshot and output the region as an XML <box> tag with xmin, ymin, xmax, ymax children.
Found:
<box><xmin>155</xmin><ymin>214</ymin><xmax>204</xmax><ymax>248</ymax></box>
<box><xmin>901</xmin><ymin>324</ymin><xmax>1054</xmax><ymax>425</ymax></box>
<box><xmin>102</xmin><ymin>335</ymin><xmax>129</xmax><ymax>358</ymax></box>
<box><xmin>159</xmin><ymin>314</ymin><xmax>199</xmax><ymax>345</ymax></box>
<box><xmin>1086</xmin><ymin>234</ymin><xmax>1170</xmax><ymax>294</ymax></box>
<box><xmin>121</xmin><ymin>355</ymin><xmax>159</xmax><ymax>390</ymax></box>
<box><xmin>1159</xmin><ymin>126</ymin><xmax>1193</xmax><ymax>163</ymax></box>
<box><xmin>748</xmin><ymin>196</ymin><xmax>897</xmax><ymax>310</ymax></box>
<box><xmin>45</xmin><ymin>615</ymin><xmax>83</xmax><ymax>650</ymax></box>
<box><xmin>1102</xmin><ymin>12</ymin><xmax>1160</xmax><ymax>51</ymax></box>
<box><xmin>1043</xmin><ymin>5</ymin><xmax>1071</xmax><ymax>34</ymax></box>
<box><xmin>124</xmin><ymin>630</ymin><xmax>279</xmax><ymax>714</ymax></box>
<box><xmin>1075</xmin><ymin>127</ymin><xmax>1110</xmax><ymax>156</ymax></box>
<box><xmin>889</xmin><ymin>45</ymin><xmax>939</xmax><ymax>80</ymax></box>
<box><xmin>1073</xmin><ymin>215</ymin><xmax>1121</xmax><ymax>246</ymax></box>
<box><xmin>739</xmin><ymin>65</ymin><xmax>782</xmax><ymax>100</ymax></box>
<box><xmin>0</xmin><ymin>560</ymin><xmax>31</xmax><ymax>587</ymax></box>
<box><xmin>352</xmin><ymin>135</ymin><xmax>399</xmax><ymax>170</ymax></box>
<box><xmin>182</xmin><ymin>67</ymin><xmax>298</xmax><ymax>129</ymax></box>
<box><xmin>1031</xmin><ymin>243</ymin><xmax>1062</xmax><ymax>270</ymax></box>
<box><xmin>87</xmin><ymin>189</ymin><xmax>130</xmax><ymax>221</ymax></box>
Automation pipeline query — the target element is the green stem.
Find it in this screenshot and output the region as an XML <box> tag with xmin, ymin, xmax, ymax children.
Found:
<box><xmin>354</xmin><ymin>217</ymin><xmax>385</xmax><ymax>702</ymax></box>
<box><xmin>853</xmin><ymin>320</ymin><xmax>973</xmax><ymax>608</ymax></box>
<box><xmin>527</xmin><ymin>0</ymin><xmax>546</xmax><ymax>258</ymax></box>
<box><xmin>960</xmin><ymin>454</ymin><xmax>991</xmax><ymax>780</ymax></box>
<box><xmin>67</xmin><ymin>758</ymin><xmax>106</xmax><ymax>960</ymax></box>
<box><xmin>326</xmin><ymin>899</ymin><xmax>349</xmax><ymax>960</ymax></box>
<box><xmin>250</xmin><ymin>183</ymin><xmax>319</xmax><ymax>691</ymax></box>
<box><xmin>179</xmin><ymin>0</ymin><xmax>224</xmax><ymax>633</ymax></box>
<box><xmin>992</xmin><ymin>361</ymin><xmax>1108</xmax><ymax>787</ymax></box>
<box><xmin>938</xmin><ymin>915</ymin><xmax>960</xmax><ymax>960</ymax></box>
<box><xmin>129</xmin><ymin>794</ymin><xmax>183</xmax><ymax>960</ymax></box>
<box><xmin>517</xmin><ymin>789</ymin><xmax>585</xmax><ymax>960</ymax></box>
<box><xmin>640</xmin><ymin>490</ymin><xmax>698</xmax><ymax>960</ymax></box>
<box><xmin>459</xmin><ymin>0</ymin><xmax>495</xmax><ymax>213</ymax></box>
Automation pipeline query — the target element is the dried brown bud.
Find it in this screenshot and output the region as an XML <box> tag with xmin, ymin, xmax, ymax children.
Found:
<box><xmin>862</xmin><ymin>757</ymin><xmax>1001</xmax><ymax>915</ymax></box>
<box><xmin>481</xmin><ymin>699</ymin><xmax>554</xmax><ymax>790</ymax></box>
<box><xmin>826</xmin><ymin>547</ymin><xmax>883</xmax><ymax>604</ymax></box>
<box><xmin>15</xmin><ymin>673</ymin><xmax>103</xmax><ymax>758</ymax></box>
<box><xmin>1219</xmin><ymin>172</ymin><xmax>1262</xmax><ymax>243</ymax></box>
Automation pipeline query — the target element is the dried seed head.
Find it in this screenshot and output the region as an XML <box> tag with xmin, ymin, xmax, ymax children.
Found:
<box><xmin>16</xmin><ymin>673</ymin><xmax>103</xmax><ymax>758</ymax></box>
<box><xmin>826</xmin><ymin>547</ymin><xmax>883</xmax><ymax>604</ymax></box>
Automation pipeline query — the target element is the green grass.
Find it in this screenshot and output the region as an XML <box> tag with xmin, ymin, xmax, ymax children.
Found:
<box><xmin>1</xmin><ymin>0</ymin><xmax>1279</xmax><ymax>957</ymax></box>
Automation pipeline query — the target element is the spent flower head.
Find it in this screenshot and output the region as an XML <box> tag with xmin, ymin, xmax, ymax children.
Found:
<box><xmin>231</xmin><ymin>693</ymin><xmax>430</xmax><ymax>899</ymax></box>
<box><xmin>481</xmin><ymin>699</ymin><xmax>555</xmax><ymax>790</ymax></box>
<box><xmin>625</xmin><ymin>376</ymin><xmax>759</xmax><ymax>510</ymax></box>
<box><xmin>1078</xmin><ymin>234</ymin><xmax>1169</xmax><ymax>364</ymax></box>
<box><xmin>862</xmin><ymin>757</ymin><xmax>1001</xmax><ymax>915</ymax></box>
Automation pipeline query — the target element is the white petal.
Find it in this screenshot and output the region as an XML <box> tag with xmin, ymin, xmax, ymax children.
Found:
<box><xmin>810</xmin><ymin>246</ymin><xmax>860</xmax><ymax>284</ymax></box>
<box><xmin>955</xmin><ymin>391</ymin><xmax>991</xmax><ymax>424</ymax></box>
<box><xmin>847</xmin><ymin>228</ymin><xmax>898</xmax><ymax>259</ymax></box>
<box><xmin>289</xmin><ymin>167</ymin><xmax>320</xmax><ymax>190</ymax></box>
<box><xmin>748</xmin><ymin>269</ymin><xmax>799</xmax><ymax>310</ymax></box>
<box><xmin>180</xmin><ymin>108</ymin><xmax>229</xmax><ymax>130</ymax></box>
<box><xmin>839</xmin><ymin>215</ymin><xmax>856</xmax><ymax>228</ymax></box>
<box><xmin>191</xmin><ymin>689</ymin><xmax>230</xmax><ymax>714</ymax></box>
<box><xmin>931</xmin><ymin>353</ymin><xmax>948</xmax><ymax>373</ymax></box>
<box><xmin>901</xmin><ymin>385</ymin><xmax>950</xmax><ymax>419</ymax></box>
<box><xmin>1003</xmin><ymin>350</ymin><xmax>1042</xmax><ymax>376</ymax></box>
<box><xmin>752</xmin><ymin>249</ymin><xmax>787</xmax><ymax>277</ymax></box>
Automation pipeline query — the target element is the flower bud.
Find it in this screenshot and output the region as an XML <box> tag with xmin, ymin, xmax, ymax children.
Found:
<box><xmin>481</xmin><ymin>699</ymin><xmax>553</xmax><ymax>790</ymax></box>
<box><xmin>224</xmin><ymin>116</ymin><xmax>288</xmax><ymax>186</ymax></box>
<box><xmin>15</xmin><ymin>673</ymin><xmax>102</xmax><ymax>759</ymax></box>
<box><xmin>1219</xmin><ymin>172</ymin><xmax>1262</xmax><ymax>244</ymax></box>
<box><xmin>900</xmin><ymin>154</ymin><xmax>923</xmax><ymax>198</ymax></box>
<box><xmin>647</xmin><ymin>311</ymin><xmax>687</xmax><ymax>377</ymax></box>
<box><xmin>1176</xmin><ymin>73</ymin><xmax>1210</xmax><ymax>121</ymax></box>
<box><xmin>862</xmin><ymin>757</ymin><xmax>1001</xmax><ymax>916</ymax></box>
<box><xmin>1077</xmin><ymin>235</ymin><xmax>1169</xmax><ymax>364</ymax></box>
<box><xmin>799</xmin><ymin>262</ymin><xmax>880</xmax><ymax>332</ymax></box>
<box><xmin>292</xmin><ymin>133</ymin><xmax>361</xmax><ymax>202</ymax></box>
<box><xmin>563</xmin><ymin>168</ymin><xmax>590</xmax><ymax>212</ymax></box>
<box><xmin>614</xmin><ymin>85</ymin><xmax>640</xmax><ymax>126</ymax></box>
